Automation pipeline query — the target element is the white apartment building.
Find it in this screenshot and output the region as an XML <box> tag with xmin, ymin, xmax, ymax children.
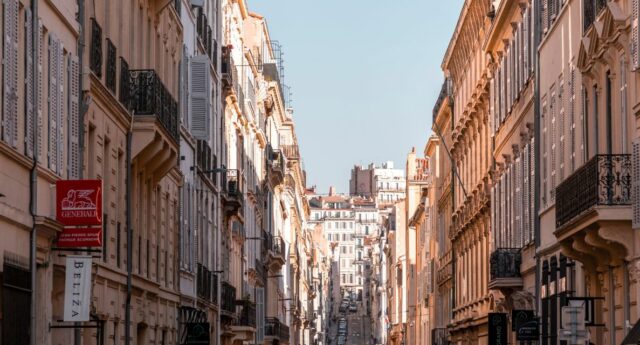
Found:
<box><xmin>350</xmin><ymin>161</ymin><xmax>406</xmax><ymax>205</ymax></box>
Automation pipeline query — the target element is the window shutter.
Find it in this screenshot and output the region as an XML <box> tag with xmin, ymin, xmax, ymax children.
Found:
<box><xmin>68</xmin><ymin>55</ymin><xmax>80</xmax><ymax>179</ymax></box>
<box><xmin>190</xmin><ymin>54</ymin><xmax>210</xmax><ymax>140</ymax></box>
<box><xmin>3</xmin><ymin>0</ymin><xmax>19</xmax><ymax>147</ymax></box>
<box><xmin>542</xmin><ymin>0</ymin><xmax>548</xmax><ymax>33</ymax></box>
<box><xmin>490</xmin><ymin>74</ymin><xmax>495</xmax><ymax>135</ymax></box>
<box><xmin>523</xmin><ymin>9</ymin><xmax>529</xmax><ymax>79</ymax></box>
<box><xmin>256</xmin><ymin>287</ymin><xmax>265</xmax><ymax>342</ymax></box>
<box><xmin>570</xmin><ymin>67</ymin><xmax>576</xmax><ymax>171</ymax></box>
<box><xmin>515</xmin><ymin>157</ymin><xmax>522</xmax><ymax>247</ymax></box>
<box><xmin>523</xmin><ymin>144</ymin><xmax>530</xmax><ymax>244</ymax></box>
<box><xmin>180</xmin><ymin>46</ymin><xmax>189</xmax><ymax>127</ymax></box>
<box><xmin>491</xmin><ymin>184</ymin><xmax>496</xmax><ymax>242</ymax></box>
<box><xmin>25</xmin><ymin>8</ymin><xmax>35</xmax><ymax>157</ymax></box>
<box><xmin>49</xmin><ymin>35</ymin><xmax>60</xmax><ymax>172</ymax></box>
<box><xmin>550</xmin><ymin>95</ymin><xmax>556</xmax><ymax>200</ymax></box>
<box><xmin>632</xmin><ymin>0</ymin><xmax>639</xmax><ymax>70</ymax></box>
<box><xmin>529</xmin><ymin>139</ymin><xmax>535</xmax><ymax>243</ymax></box>
<box><xmin>559</xmin><ymin>78</ymin><xmax>565</xmax><ymax>181</ymax></box>
<box><xmin>37</xmin><ymin>23</ymin><xmax>44</xmax><ymax>162</ymax></box>
<box><xmin>632</xmin><ymin>141</ymin><xmax>640</xmax><ymax>228</ymax></box>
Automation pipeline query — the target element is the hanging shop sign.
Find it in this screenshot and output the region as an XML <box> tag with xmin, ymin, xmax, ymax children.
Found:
<box><xmin>488</xmin><ymin>313</ymin><xmax>508</xmax><ymax>345</ymax></box>
<box><xmin>513</xmin><ymin>310</ymin><xmax>539</xmax><ymax>341</ymax></box>
<box><xmin>56</xmin><ymin>179</ymin><xmax>102</xmax><ymax>226</ymax></box>
<box><xmin>63</xmin><ymin>256</ymin><xmax>92</xmax><ymax>322</ymax></box>
<box><xmin>185</xmin><ymin>322</ymin><xmax>210</xmax><ymax>345</ymax></box>
<box><xmin>57</xmin><ymin>227</ymin><xmax>102</xmax><ymax>248</ymax></box>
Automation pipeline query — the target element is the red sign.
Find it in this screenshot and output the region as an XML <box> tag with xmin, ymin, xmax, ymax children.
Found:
<box><xmin>57</xmin><ymin>228</ymin><xmax>102</xmax><ymax>248</ymax></box>
<box><xmin>56</xmin><ymin>180</ymin><xmax>103</xmax><ymax>226</ymax></box>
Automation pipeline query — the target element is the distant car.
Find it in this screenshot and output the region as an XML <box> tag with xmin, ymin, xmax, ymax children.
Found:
<box><xmin>349</xmin><ymin>305</ymin><xmax>357</xmax><ymax>312</ymax></box>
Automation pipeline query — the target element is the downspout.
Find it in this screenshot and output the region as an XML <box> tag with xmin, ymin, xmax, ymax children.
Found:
<box><xmin>533</xmin><ymin>0</ymin><xmax>542</xmax><ymax>340</ymax></box>
<box><xmin>29</xmin><ymin>0</ymin><xmax>39</xmax><ymax>344</ymax></box>
<box><xmin>75</xmin><ymin>0</ymin><xmax>86</xmax><ymax>343</ymax></box>
<box><xmin>125</xmin><ymin>118</ymin><xmax>133</xmax><ymax>345</ymax></box>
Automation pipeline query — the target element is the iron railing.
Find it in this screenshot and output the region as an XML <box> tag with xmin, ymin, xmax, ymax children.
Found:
<box><xmin>272</xmin><ymin>236</ymin><xmax>285</xmax><ymax>258</ymax></box>
<box><xmin>196</xmin><ymin>263</ymin><xmax>217</xmax><ymax>304</ymax></box>
<box><xmin>119</xmin><ymin>57</ymin><xmax>130</xmax><ymax>109</ymax></box>
<box><xmin>281</xmin><ymin>145</ymin><xmax>300</xmax><ymax>160</ymax></box>
<box><xmin>432</xmin><ymin>78</ymin><xmax>451</xmax><ymax>122</ymax></box>
<box><xmin>221</xmin><ymin>47</ymin><xmax>233</xmax><ymax>88</ymax></box>
<box><xmin>197</xmin><ymin>140</ymin><xmax>215</xmax><ymax>182</ymax></box>
<box><xmin>105</xmin><ymin>39</ymin><xmax>116</xmax><ymax>93</ymax></box>
<box><xmin>556</xmin><ymin>154</ymin><xmax>632</xmax><ymax>227</ymax></box>
<box><xmin>129</xmin><ymin>69</ymin><xmax>179</xmax><ymax>141</ymax></box>
<box><xmin>224</xmin><ymin>169</ymin><xmax>242</xmax><ymax>198</ymax></box>
<box><xmin>583</xmin><ymin>0</ymin><xmax>607</xmax><ymax>33</ymax></box>
<box><xmin>90</xmin><ymin>18</ymin><xmax>102</xmax><ymax>77</ymax></box>
<box><xmin>237</xmin><ymin>300</ymin><xmax>257</xmax><ymax>328</ymax></box>
<box><xmin>268</xmin><ymin>146</ymin><xmax>285</xmax><ymax>173</ymax></box>
<box><xmin>432</xmin><ymin>328</ymin><xmax>449</xmax><ymax>345</ymax></box>
<box><xmin>265</xmin><ymin>318</ymin><xmax>290</xmax><ymax>340</ymax></box>
<box><xmin>221</xmin><ymin>281</ymin><xmax>236</xmax><ymax>314</ymax></box>
<box><xmin>489</xmin><ymin>248</ymin><xmax>522</xmax><ymax>280</ymax></box>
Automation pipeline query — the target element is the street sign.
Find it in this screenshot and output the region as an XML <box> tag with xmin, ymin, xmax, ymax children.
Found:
<box><xmin>559</xmin><ymin>305</ymin><xmax>589</xmax><ymax>344</ymax></box>
<box><xmin>56</xmin><ymin>179</ymin><xmax>103</xmax><ymax>226</ymax></box>
<box><xmin>57</xmin><ymin>227</ymin><xmax>102</xmax><ymax>248</ymax></box>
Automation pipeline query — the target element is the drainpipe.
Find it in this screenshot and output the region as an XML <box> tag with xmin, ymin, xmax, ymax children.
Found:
<box><xmin>75</xmin><ymin>0</ymin><xmax>86</xmax><ymax>343</ymax></box>
<box><xmin>532</xmin><ymin>0</ymin><xmax>542</xmax><ymax>331</ymax></box>
<box><xmin>125</xmin><ymin>120</ymin><xmax>133</xmax><ymax>345</ymax></box>
<box><xmin>29</xmin><ymin>0</ymin><xmax>39</xmax><ymax>343</ymax></box>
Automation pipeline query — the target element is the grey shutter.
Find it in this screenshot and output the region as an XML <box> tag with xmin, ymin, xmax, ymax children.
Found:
<box><xmin>491</xmin><ymin>185</ymin><xmax>496</xmax><ymax>243</ymax></box>
<box><xmin>37</xmin><ymin>23</ymin><xmax>44</xmax><ymax>162</ymax></box>
<box><xmin>3</xmin><ymin>0</ymin><xmax>19</xmax><ymax>147</ymax></box>
<box><xmin>256</xmin><ymin>287</ymin><xmax>265</xmax><ymax>342</ymax></box>
<box><xmin>190</xmin><ymin>55</ymin><xmax>210</xmax><ymax>140</ymax></box>
<box><xmin>68</xmin><ymin>55</ymin><xmax>80</xmax><ymax>179</ymax></box>
<box><xmin>632</xmin><ymin>141</ymin><xmax>640</xmax><ymax>228</ymax></box>
<box><xmin>570</xmin><ymin>67</ymin><xmax>576</xmax><ymax>171</ymax></box>
<box><xmin>523</xmin><ymin>144</ymin><xmax>530</xmax><ymax>244</ymax></box>
<box><xmin>25</xmin><ymin>8</ymin><xmax>34</xmax><ymax>157</ymax></box>
<box><xmin>632</xmin><ymin>0</ymin><xmax>639</xmax><ymax>70</ymax></box>
<box><xmin>49</xmin><ymin>35</ymin><xmax>60</xmax><ymax>172</ymax></box>
<box><xmin>559</xmin><ymin>78</ymin><xmax>565</xmax><ymax>181</ymax></box>
<box><xmin>529</xmin><ymin>139</ymin><xmax>535</xmax><ymax>243</ymax></box>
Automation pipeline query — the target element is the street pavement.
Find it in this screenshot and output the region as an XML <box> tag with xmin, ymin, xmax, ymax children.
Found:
<box><xmin>329</xmin><ymin>299</ymin><xmax>372</xmax><ymax>345</ymax></box>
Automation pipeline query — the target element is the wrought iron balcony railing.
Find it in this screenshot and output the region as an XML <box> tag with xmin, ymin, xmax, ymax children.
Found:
<box><xmin>432</xmin><ymin>328</ymin><xmax>449</xmax><ymax>345</ymax></box>
<box><xmin>221</xmin><ymin>47</ymin><xmax>233</xmax><ymax>88</ymax></box>
<box><xmin>432</xmin><ymin>78</ymin><xmax>451</xmax><ymax>122</ymax></box>
<box><xmin>583</xmin><ymin>0</ymin><xmax>607</xmax><ymax>33</ymax></box>
<box><xmin>119</xmin><ymin>58</ymin><xmax>130</xmax><ymax>109</ymax></box>
<box><xmin>197</xmin><ymin>140</ymin><xmax>216</xmax><ymax>183</ymax></box>
<box><xmin>237</xmin><ymin>299</ymin><xmax>256</xmax><ymax>328</ymax></box>
<box><xmin>265</xmin><ymin>318</ymin><xmax>290</xmax><ymax>341</ymax></box>
<box><xmin>221</xmin><ymin>281</ymin><xmax>236</xmax><ymax>314</ymax></box>
<box><xmin>90</xmin><ymin>18</ymin><xmax>102</xmax><ymax>77</ymax></box>
<box><xmin>281</xmin><ymin>145</ymin><xmax>300</xmax><ymax>161</ymax></box>
<box><xmin>268</xmin><ymin>146</ymin><xmax>285</xmax><ymax>173</ymax></box>
<box><xmin>555</xmin><ymin>154</ymin><xmax>632</xmax><ymax>228</ymax></box>
<box><xmin>106</xmin><ymin>39</ymin><xmax>116</xmax><ymax>93</ymax></box>
<box><xmin>489</xmin><ymin>248</ymin><xmax>522</xmax><ymax>280</ymax></box>
<box><xmin>129</xmin><ymin>69</ymin><xmax>179</xmax><ymax>141</ymax></box>
<box><xmin>224</xmin><ymin>169</ymin><xmax>243</xmax><ymax>198</ymax></box>
<box><xmin>196</xmin><ymin>263</ymin><xmax>217</xmax><ymax>305</ymax></box>
<box><xmin>272</xmin><ymin>236</ymin><xmax>285</xmax><ymax>258</ymax></box>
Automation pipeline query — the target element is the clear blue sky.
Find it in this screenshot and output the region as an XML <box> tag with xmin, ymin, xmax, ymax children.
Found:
<box><xmin>250</xmin><ymin>1</ymin><xmax>463</xmax><ymax>193</ymax></box>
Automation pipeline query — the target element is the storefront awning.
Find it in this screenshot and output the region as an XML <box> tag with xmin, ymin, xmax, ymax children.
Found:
<box><xmin>621</xmin><ymin>319</ymin><xmax>640</xmax><ymax>345</ymax></box>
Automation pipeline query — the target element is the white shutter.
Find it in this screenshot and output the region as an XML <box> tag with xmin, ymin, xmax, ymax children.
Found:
<box><xmin>559</xmin><ymin>78</ymin><xmax>565</xmax><ymax>181</ymax></box>
<box><xmin>529</xmin><ymin>139</ymin><xmax>535</xmax><ymax>243</ymax></box>
<box><xmin>3</xmin><ymin>0</ymin><xmax>19</xmax><ymax>147</ymax></box>
<box><xmin>523</xmin><ymin>8</ymin><xmax>529</xmax><ymax>82</ymax></box>
<box><xmin>632</xmin><ymin>0</ymin><xmax>639</xmax><ymax>70</ymax></box>
<box><xmin>491</xmin><ymin>184</ymin><xmax>496</xmax><ymax>244</ymax></box>
<box><xmin>550</xmin><ymin>95</ymin><xmax>556</xmax><ymax>200</ymax></box>
<box><xmin>190</xmin><ymin>54</ymin><xmax>210</xmax><ymax>140</ymax></box>
<box><xmin>25</xmin><ymin>8</ymin><xmax>35</xmax><ymax>157</ymax></box>
<box><xmin>68</xmin><ymin>55</ymin><xmax>80</xmax><ymax>179</ymax></box>
<box><xmin>515</xmin><ymin>157</ymin><xmax>522</xmax><ymax>247</ymax></box>
<box><xmin>523</xmin><ymin>144</ymin><xmax>530</xmax><ymax>244</ymax></box>
<box><xmin>256</xmin><ymin>287</ymin><xmax>265</xmax><ymax>342</ymax></box>
<box><xmin>632</xmin><ymin>141</ymin><xmax>640</xmax><ymax>228</ymax></box>
<box><xmin>180</xmin><ymin>46</ymin><xmax>189</xmax><ymax>126</ymax></box>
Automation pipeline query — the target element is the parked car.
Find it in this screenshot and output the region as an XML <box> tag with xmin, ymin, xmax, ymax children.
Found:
<box><xmin>349</xmin><ymin>304</ymin><xmax>357</xmax><ymax>312</ymax></box>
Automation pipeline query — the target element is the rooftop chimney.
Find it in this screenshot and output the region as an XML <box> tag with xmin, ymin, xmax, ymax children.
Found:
<box><xmin>329</xmin><ymin>186</ymin><xmax>336</xmax><ymax>196</ymax></box>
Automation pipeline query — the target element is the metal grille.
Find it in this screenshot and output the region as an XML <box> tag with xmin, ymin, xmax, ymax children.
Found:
<box><xmin>583</xmin><ymin>0</ymin><xmax>607</xmax><ymax>33</ymax></box>
<box><xmin>556</xmin><ymin>154</ymin><xmax>632</xmax><ymax>227</ymax></box>
<box><xmin>221</xmin><ymin>281</ymin><xmax>236</xmax><ymax>314</ymax></box>
<box><xmin>489</xmin><ymin>248</ymin><xmax>522</xmax><ymax>280</ymax></box>
<box><xmin>105</xmin><ymin>39</ymin><xmax>116</xmax><ymax>93</ymax></box>
<box><xmin>90</xmin><ymin>18</ymin><xmax>102</xmax><ymax>77</ymax></box>
<box><xmin>119</xmin><ymin>57</ymin><xmax>130</xmax><ymax>109</ymax></box>
<box><xmin>129</xmin><ymin>69</ymin><xmax>179</xmax><ymax>140</ymax></box>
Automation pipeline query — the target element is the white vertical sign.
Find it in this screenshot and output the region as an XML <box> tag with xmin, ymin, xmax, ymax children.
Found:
<box><xmin>64</xmin><ymin>255</ymin><xmax>92</xmax><ymax>321</ymax></box>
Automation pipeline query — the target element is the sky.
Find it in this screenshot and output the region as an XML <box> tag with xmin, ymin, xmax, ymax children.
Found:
<box><xmin>250</xmin><ymin>1</ymin><xmax>464</xmax><ymax>193</ymax></box>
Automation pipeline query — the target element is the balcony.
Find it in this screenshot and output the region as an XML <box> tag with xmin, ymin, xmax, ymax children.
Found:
<box><xmin>236</xmin><ymin>299</ymin><xmax>257</xmax><ymax>328</ymax></box>
<box><xmin>196</xmin><ymin>140</ymin><xmax>216</xmax><ymax>184</ymax></box>
<box><xmin>231</xmin><ymin>220</ymin><xmax>245</xmax><ymax>241</ymax></box>
<box><xmin>221</xmin><ymin>47</ymin><xmax>233</xmax><ymax>89</ymax></box>
<box><xmin>90</xmin><ymin>18</ymin><xmax>102</xmax><ymax>77</ymax></box>
<box><xmin>222</xmin><ymin>169</ymin><xmax>243</xmax><ymax>217</ymax></box>
<box><xmin>267</xmin><ymin>235</ymin><xmax>286</xmax><ymax>270</ymax></box>
<box><xmin>555</xmin><ymin>154</ymin><xmax>633</xmax><ymax>266</ymax></box>
<box><xmin>267</xmin><ymin>146</ymin><xmax>286</xmax><ymax>187</ymax></box>
<box><xmin>197</xmin><ymin>263</ymin><xmax>218</xmax><ymax>305</ymax></box>
<box><xmin>130</xmin><ymin>69</ymin><xmax>179</xmax><ymax>141</ymax></box>
<box><xmin>431</xmin><ymin>328</ymin><xmax>449</xmax><ymax>345</ymax></box>
<box><xmin>432</xmin><ymin>78</ymin><xmax>451</xmax><ymax>123</ymax></box>
<box><xmin>265</xmin><ymin>318</ymin><xmax>290</xmax><ymax>342</ymax></box>
<box><xmin>436</xmin><ymin>249</ymin><xmax>453</xmax><ymax>286</ymax></box>
<box><xmin>128</xmin><ymin>69</ymin><xmax>179</xmax><ymax>179</ymax></box>
<box><xmin>556</xmin><ymin>154</ymin><xmax>631</xmax><ymax>228</ymax></box>
<box><xmin>254</xmin><ymin>259</ymin><xmax>266</xmax><ymax>283</ymax></box>
<box><xmin>221</xmin><ymin>281</ymin><xmax>237</xmax><ymax>316</ymax></box>
<box><xmin>583</xmin><ymin>0</ymin><xmax>607</xmax><ymax>33</ymax></box>
<box><xmin>489</xmin><ymin>248</ymin><xmax>522</xmax><ymax>289</ymax></box>
<box><xmin>281</xmin><ymin>144</ymin><xmax>300</xmax><ymax>161</ymax></box>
